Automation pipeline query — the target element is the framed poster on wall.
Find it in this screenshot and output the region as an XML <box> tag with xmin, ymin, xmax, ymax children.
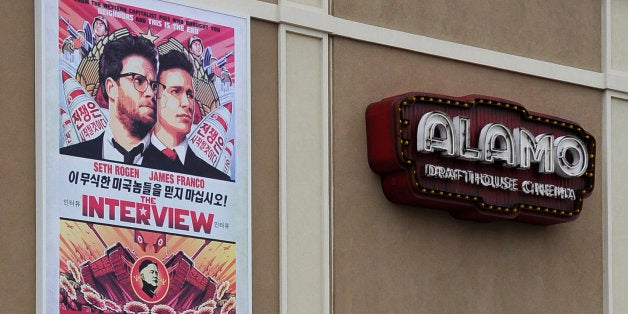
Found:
<box><xmin>36</xmin><ymin>0</ymin><xmax>250</xmax><ymax>313</ymax></box>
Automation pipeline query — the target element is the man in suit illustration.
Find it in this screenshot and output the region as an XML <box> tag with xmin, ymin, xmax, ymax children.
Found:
<box><xmin>138</xmin><ymin>259</ymin><xmax>159</xmax><ymax>298</ymax></box>
<box><xmin>142</xmin><ymin>49</ymin><xmax>230</xmax><ymax>181</ymax></box>
<box><xmin>60</xmin><ymin>35</ymin><xmax>159</xmax><ymax>165</ymax></box>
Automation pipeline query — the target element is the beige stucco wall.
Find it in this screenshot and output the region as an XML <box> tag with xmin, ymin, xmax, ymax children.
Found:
<box><xmin>333</xmin><ymin>0</ymin><xmax>601</xmax><ymax>71</ymax></box>
<box><xmin>332</xmin><ymin>37</ymin><xmax>603</xmax><ymax>313</ymax></box>
<box><xmin>0</xmin><ymin>1</ymin><xmax>36</xmax><ymax>313</ymax></box>
<box><xmin>611</xmin><ymin>97</ymin><xmax>628</xmax><ymax>312</ymax></box>
<box><xmin>612</xmin><ymin>0</ymin><xmax>628</xmax><ymax>72</ymax></box>
<box><xmin>250</xmin><ymin>20</ymin><xmax>281</xmax><ymax>314</ymax></box>
<box><xmin>609</xmin><ymin>0</ymin><xmax>628</xmax><ymax>313</ymax></box>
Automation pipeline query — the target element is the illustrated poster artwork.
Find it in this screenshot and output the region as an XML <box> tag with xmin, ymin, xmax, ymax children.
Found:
<box><xmin>59</xmin><ymin>220</ymin><xmax>236</xmax><ymax>313</ymax></box>
<box><xmin>58</xmin><ymin>0</ymin><xmax>237</xmax><ymax>179</ymax></box>
<box><xmin>38</xmin><ymin>0</ymin><xmax>251</xmax><ymax>313</ymax></box>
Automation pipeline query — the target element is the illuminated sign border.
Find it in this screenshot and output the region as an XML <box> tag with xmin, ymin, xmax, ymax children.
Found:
<box><xmin>366</xmin><ymin>92</ymin><xmax>596</xmax><ymax>225</ymax></box>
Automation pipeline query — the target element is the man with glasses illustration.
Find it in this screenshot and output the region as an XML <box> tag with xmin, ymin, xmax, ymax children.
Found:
<box><xmin>61</xmin><ymin>35</ymin><xmax>158</xmax><ymax>165</ymax></box>
<box><xmin>142</xmin><ymin>50</ymin><xmax>230</xmax><ymax>180</ymax></box>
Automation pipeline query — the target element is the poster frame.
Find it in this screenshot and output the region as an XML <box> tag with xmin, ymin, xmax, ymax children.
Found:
<box><xmin>35</xmin><ymin>0</ymin><xmax>252</xmax><ymax>312</ymax></box>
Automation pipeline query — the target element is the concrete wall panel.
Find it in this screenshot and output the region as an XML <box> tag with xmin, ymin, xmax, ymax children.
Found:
<box><xmin>333</xmin><ymin>0</ymin><xmax>601</xmax><ymax>71</ymax></box>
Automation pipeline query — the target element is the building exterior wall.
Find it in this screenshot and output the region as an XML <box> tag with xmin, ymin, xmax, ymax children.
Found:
<box><xmin>333</xmin><ymin>0</ymin><xmax>601</xmax><ymax>71</ymax></box>
<box><xmin>0</xmin><ymin>1</ymin><xmax>36</xmax><ymax>313</ymax></box>
<box><xmin>610</xmin><ymin>97</ymin><xmax>628</xmax><ymax>312</ymax></box>
<box><xmin>4</xmin><ymin>0</ymin><xmax>628</xmax><ymax>313</ymax></box>
<box><xmin>332</xmin><ymin>37</ymin><xmax>603</xmax><ymax>313</ymax></box>
<box><xmin>250</xmin><ymin>20</ymin><xmax>281</xmax><ymax>314</ymax></box>
<box><xmin>608</xmin><ymin>0</ymin><xmax>628</xmax><ymax>313</ymax></box>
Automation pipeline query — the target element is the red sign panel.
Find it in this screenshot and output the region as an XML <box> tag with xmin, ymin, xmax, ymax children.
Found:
<box><xmin>366</xmin><ymin>92</ymin><xmax>596</xmax><ymax>225</ymax></box>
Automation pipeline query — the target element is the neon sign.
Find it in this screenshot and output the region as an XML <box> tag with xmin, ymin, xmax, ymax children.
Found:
<box><xmin>366</xmin><ymin>92</ymin><xmax>596</xmax><ymax>225</ymax></box>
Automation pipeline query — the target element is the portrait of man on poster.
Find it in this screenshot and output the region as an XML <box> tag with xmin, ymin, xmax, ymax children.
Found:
<box><xmin>142</xmin><ymin>49</ymin><xmax>230</xmax><ymax>181</ymax></box>
<box><xmin>60</xmin><ymin>35</ymin><xmax>159</xmax><ymax>165</ymax></box>
<box><xmin>138</xmin><ymin>259</ymin><xmax>159</xmax><ymax>298</ymax></box>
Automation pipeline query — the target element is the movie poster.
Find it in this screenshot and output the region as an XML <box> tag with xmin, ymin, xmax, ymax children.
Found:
<box><xmin>38</xmin><ymin>0</ymin><xmax>250</xmax><ymax>313</ymax></box>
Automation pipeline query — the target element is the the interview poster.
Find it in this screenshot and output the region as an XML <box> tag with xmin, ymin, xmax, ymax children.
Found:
<box><xmin>38</xmin><ymin>0</ymin><xmax>250</xmax><ymax>313</ymax></box>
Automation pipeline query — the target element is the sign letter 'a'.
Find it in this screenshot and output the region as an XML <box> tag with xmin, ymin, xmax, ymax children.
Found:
<box><xmin>365</xmin><ymin>92</ymin><xmax>596</xmax><ymax>225</ymax></box>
